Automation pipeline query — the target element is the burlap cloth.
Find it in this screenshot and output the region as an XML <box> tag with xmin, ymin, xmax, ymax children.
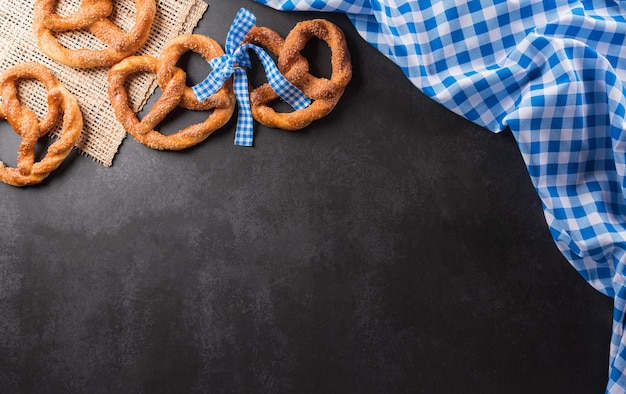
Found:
<box><xmin>0</xmin><ymin>0</ymin><xmax>208</xmax><ymax>167</ymax></box>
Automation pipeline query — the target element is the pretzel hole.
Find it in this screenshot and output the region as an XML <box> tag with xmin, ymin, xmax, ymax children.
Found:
<box><xmin>0</xmin><ymin>121</ymin><xmax>59</xmax><ymax>167</ymax></box>
<box><xmin>247</xmin><ymin>48</ymin><xmax>278</xmax><ymax>89</ymax></box>
<box><xmin>110</xmin><ymin>0</ymin><xmax>137</xmax><ymax>33</ymax></box>
<box><xmin>138</xmin><ymin>87</ymin><xmax>215</xmax><ymax>136</ymax></box>
<box><xmin>34</xmin><ymin>135</ymin><xmax>62</xmax><ymax>163</ymax></box>
<box><xmin>136</xmin><ymin>85</ymin><xmax>161</xmax><ymax>122</ymax></box>
<box><xmin>56</xmin><ymin>29</ymin><xmax>108</xmax><ymax>51</ymax></box>
<box><xmin>124</xmin><ymin>71</ymin><xmax>153</xmax><ymax>113</ymax></box>
<box><xmin>268</xmin><ymin>98</ymin><xmax>298</xmax><ymax>114</ymax></box>
<box><xmin>17</xmin><ymin>79</ymin><xmax>49</xmax><ymax>120</ymax></box>
<box><xmin>301</xmin><ymin>37</ymin><xmax>332</xmax><ymax>80</ymax></box>
<box><xmin>0</xmin><ymin>120</ymin><xmax>22</xmax><ymax>167</ymax></box>
<box><xmin>160</xmin><ymin>106</ymin><xmax>216</xmax><ymax>136</ymax></box>
<box><xmin>53</xmin><ymin>0</ymin><xmax>80</xmax><ymax>17</ymax></box>
<box><xmin>176</xmin><ymin>51</ymin><xmax>213</xmax><ymax>87</ymax></box>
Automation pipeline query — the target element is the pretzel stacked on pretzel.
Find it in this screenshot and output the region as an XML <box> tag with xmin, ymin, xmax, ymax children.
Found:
<box><xmin>107</xmin><ymin>34</ymin><xmax>236</xmax><ymax>150</ymax></box>
<box><xmin>244</xmin><ymin>19</ymin><xmax>352</xmax><ymax>130</ymax></box>
<box><xmin>0</xmin><ymin>63</ymin><xmax>83</xmax><ymax>186</ymax></box>
<box><xmin>33</xmin><ymin>0</ymin><xmax>156</xmax><ymax>68</ymax></box>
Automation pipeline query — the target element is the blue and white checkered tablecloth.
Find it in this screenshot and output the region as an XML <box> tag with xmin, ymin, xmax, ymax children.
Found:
<box><xmin>255</xmin><ymin>0</ymin><xmax>626</xmax><ymax>391</ymax></box>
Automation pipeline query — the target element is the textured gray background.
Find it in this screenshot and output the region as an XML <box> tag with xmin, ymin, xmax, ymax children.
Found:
<box><xmin>0</xmin><ymin>0</ymin><xmax>614</xmax><ymax>392</ymax></box>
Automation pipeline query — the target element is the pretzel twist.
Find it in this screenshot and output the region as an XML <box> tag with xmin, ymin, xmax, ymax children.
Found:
<box><xmin>107</xmin><ymin>34</ymin><xmax>236</xmax><ymax>150</ymax></box>
<box><xmin>244</xmin><ymin>19</ymin><xmax>352</xmax><ymax>130</ymax></box>
<box><xmin>33</xmin><ymin>0</ymin><xmax>156</xmax><ymax>68</ymax></box>
<box><xmin>0</xmin><ymin>63</ymin><xmax>82</xmax><ymax>187</ymax></box>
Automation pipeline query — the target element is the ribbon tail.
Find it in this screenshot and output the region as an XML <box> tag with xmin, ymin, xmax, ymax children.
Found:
<box><xmin>192</xmin><ymin>55</ymin><xmax>237</xmax><ymax>102</ymax></box>
<box><xmin>246</xmin><ymin>44</ymin><xmax>311</xmax><ymax>110</ymax></box>
<box><xmin>192</xmin><ymin>71</ymin><xmax>228</xmax><ymax>102</ymax></box>
<box><xmin>232</xmin><ymin>68</ymin><xmax>254</xmax><ymax>146</ymax></box>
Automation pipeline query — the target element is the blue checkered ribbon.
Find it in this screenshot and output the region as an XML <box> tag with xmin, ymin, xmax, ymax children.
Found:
<box><xmin>192</xmin><ymin>8</ymin><xmax>311</xmax><ymax>146</ymax></box>
<box><xmin>258</xmin><ymin>0</ymin><xmax>626</xmax><ymax>391</ymax></box>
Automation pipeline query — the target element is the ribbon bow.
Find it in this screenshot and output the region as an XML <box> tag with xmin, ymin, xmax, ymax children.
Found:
<box><xmin>192</xmin><ymin>8</ymin><xmax>311</xmax><ymax>146</ymax></box>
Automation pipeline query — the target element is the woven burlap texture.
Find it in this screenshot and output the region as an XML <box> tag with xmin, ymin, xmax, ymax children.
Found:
<box><xmin>0</xmin><ymin>0</ymin><xmax>208</xmax><ymax>167</ymax></box>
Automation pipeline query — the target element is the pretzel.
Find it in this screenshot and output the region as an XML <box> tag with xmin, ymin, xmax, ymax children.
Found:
<box><xmin>33</xmin><ymin>0</ymin><xmax>156</xmax><ymax>68</ymax></box>
<box><xmin>107</xmin><ymin>34</ymin><xmax>236</xmax><ymax>150</ymax></box>
<box><xmin>243</xmin><ymin>19</ymin><xmax>352</xmax><ymax>130</ymax></box>
<box><xmin>0</xmin><ymin>63</ymin><xmax>82</xmax><ymax>187</ymax></box>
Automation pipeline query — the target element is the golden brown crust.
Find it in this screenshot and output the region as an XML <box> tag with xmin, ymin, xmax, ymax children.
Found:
<box><xmin>244</xmin><ymin>19</ymin><xmax>352</xmax><ymax>130</ymax></box>
<box><xmin>244</xmin><ymin>26</ymin><xmax>285</xmax><ymax>106</ymax></box>
<box><xmin>0</xmin><ymin>62</ymin><xmax>83</xmax><ymax>187</ymax></box>
<box><xmin>33</xmin><ymin>0</ymin><xmax>156</xmax><ymax>68</ymax></box>
<box><xmin>107</xmin><ymin>34</ymin><xmax>236</xmax><ymax>151</ymax></box>
<box><xmin>158</xmin><ymin>35</ymin><xmax>234</xmax><ymax>112</ymax></box>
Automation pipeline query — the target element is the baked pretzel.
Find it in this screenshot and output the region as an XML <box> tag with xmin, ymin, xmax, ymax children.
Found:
<box><xmin>244</xmin><ymin>19</ymin><xmax>352</xmax><ymax>130</ymax></box>
<box><xmin>33</xmin><ymin>0</ymin><xmax>156</xmax><ymax>68</ymax></box>
<box><xmin>0</xmin><ymin>63</ymin><xmax>82</xmax><ymax>187</ymax></box>
<box><xmin>108</xmin><ymin>34</ymin><xmax>236</xmax><ymax>150</ymax></box>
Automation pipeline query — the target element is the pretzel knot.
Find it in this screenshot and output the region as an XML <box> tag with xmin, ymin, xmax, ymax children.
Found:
<box><xmin>0</xmin><ymin>63</ymin><xmax>83</xmax><ymax>187</ymax></box>
<box><xmin>33</xmin><ymin>0</ymin><xmax>156</xmax><ymax>68</ymax></box>
<box><xmin>107</xmin><ymin>34</ymin><xmax>236</xmax><ymax>150</ymax></box>
<box><xmin>244</xmin><ymin>19</ymin><xmax>352</xmax><ymax>130</ymax></box>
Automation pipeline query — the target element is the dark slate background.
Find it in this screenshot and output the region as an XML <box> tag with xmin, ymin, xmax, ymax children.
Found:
<box><xmin>0</xmin><ymin>1</ymin><xmax>614</xmax><ymax>392</ymax></box>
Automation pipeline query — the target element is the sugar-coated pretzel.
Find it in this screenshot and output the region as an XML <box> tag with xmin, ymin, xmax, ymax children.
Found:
<box><xmin>243</xmin><ymin>19</ymin><xmax>352</xmax><ymax>130</ymax></box>
<box><xmin>0</xmin><ymin>63</ymin><xmax>82</xmax><ymax>187</ymax></box>
<box><xmin>33</xmin><ymin>0</ymin><xmax>156</xmax><ymax>68</ymax></box>
<box><xmin>107</xmin><ymin>34</ymin><xmax>236</xmax><ymax>150</ymax></box>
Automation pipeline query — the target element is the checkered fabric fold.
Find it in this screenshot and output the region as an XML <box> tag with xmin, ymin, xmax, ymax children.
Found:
<box><xmin>192</xmin><ymin>7</ymin><xmax>310</xmax><ymax>146</ymax></box>
<box><xmin>256</xmin><ymin>0</ymin><xmax>626</xmax><ymax>391</ymax></box>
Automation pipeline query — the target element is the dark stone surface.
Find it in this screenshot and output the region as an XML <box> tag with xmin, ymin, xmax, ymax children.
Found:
<box><xmin>0</xmin><ymin>1</ymin><xmax>614</xmax><ymax>393</ymax></box>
